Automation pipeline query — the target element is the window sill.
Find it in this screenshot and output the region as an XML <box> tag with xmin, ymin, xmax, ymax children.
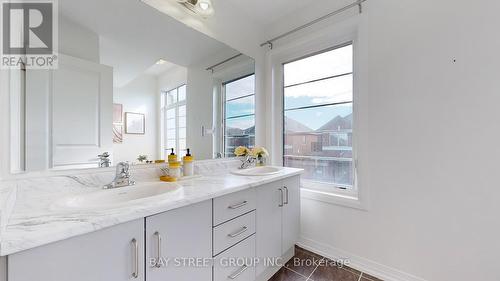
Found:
<box><xmin>300</xmin><ymin>181</ymin><xmax>368</xmax><ymax>211</ymax></box>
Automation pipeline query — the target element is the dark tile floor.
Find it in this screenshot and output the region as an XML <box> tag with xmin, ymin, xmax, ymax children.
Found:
<box><xmin>269</xmin><ymin>246</ymin><xmax>383</xmax><ymax>281</ymax></box>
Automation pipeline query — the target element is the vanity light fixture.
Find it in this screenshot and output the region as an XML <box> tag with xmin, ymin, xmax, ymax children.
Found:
<box><xmin>176</xmin><ymin>0</ymin><xmax>214</xmax><ymax>17</ymax></box>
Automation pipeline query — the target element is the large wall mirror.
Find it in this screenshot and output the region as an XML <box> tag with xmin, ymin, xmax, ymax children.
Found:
<box><xmin>8</xmin><ymin>0</ymin><xmax>255</xmax><ymax>173</ymax></box>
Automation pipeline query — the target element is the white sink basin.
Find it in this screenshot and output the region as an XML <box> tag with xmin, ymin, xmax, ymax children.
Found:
<box><xmin>231</xmin><ymin>166</ymin><xmax>284</xmax><ymax>176</ymax></box>
<box><xmin>52</xmin><ymin>182</ymin><xmax>182</xmax><ymax>210</ymax></box>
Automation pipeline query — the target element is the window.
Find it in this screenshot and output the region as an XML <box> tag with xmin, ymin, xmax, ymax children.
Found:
<box><xmin>223</xmin><ymin>74</ymin><xmax>255</xmax><ymax>157</ymax></box>
<box><xmin>163</xmin><ymin>85</ymin><xmax>187</xmax><ymax>157</ymax></box>
<box><xmin>283</xmin><ymin>43</ymin><xmax>354</xmax><ymax>189</ymax></box>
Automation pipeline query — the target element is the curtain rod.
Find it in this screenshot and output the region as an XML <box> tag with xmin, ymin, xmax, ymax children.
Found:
<box><xmin>260</xmin><ymin>0</ymin><xmax>367</xmax><ymax>49</ymax></box>
<box><xmin>206</xmin><ymin>53</ymin><xmax>243</xmax><ymax>72</ymax></box>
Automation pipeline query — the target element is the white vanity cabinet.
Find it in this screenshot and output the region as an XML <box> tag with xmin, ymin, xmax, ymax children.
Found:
<box><xmin>255</xmin><ymin>175</ymin><xmax>301</xmax><ymax>280</ymax></box>
<box><xmin>4</xmin><ymin>174</ymin><xmax>301</xmax><ymax>281</ymax></box>
<box><xmin>7</xmin><ymin>219</ymin><xmax>145</xmax><ymax>281</ymax></box>
<box><xmin>146</xmin><ymin>200</ymin><xmax>212</xmax><ymax>281</ymax></box>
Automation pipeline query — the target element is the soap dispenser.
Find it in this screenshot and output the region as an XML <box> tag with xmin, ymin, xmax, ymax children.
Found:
<box><xmin>168</xmin><ymin>148</ymin><xmax>177</xmax><ymax>164</ymax></box>
<box><xmin>183</xmin><ymin>149</ymin><xmax>194</xmax><ymax>177</ymax></box>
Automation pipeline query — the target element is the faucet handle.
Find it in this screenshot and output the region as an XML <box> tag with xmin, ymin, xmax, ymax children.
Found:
<box><xmin>116</xmin><ymin>162</ymin><xmax>130</xmax><ymax>175</ymax></box>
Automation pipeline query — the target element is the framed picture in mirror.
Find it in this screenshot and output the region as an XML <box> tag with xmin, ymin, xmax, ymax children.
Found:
<box><xmin>113</xmin><ymin>103</ymin><xmax>123</xmax><ymax>123</ymax></box>
<box><xmin>113</xmin><ymin>124</ymin><xmax>123</xmax><ymax>143</ymax></box>
<box><xmin>125</xmin><ymin>112</ymin><xmax>145</xmax><ymax>134</ymax></box>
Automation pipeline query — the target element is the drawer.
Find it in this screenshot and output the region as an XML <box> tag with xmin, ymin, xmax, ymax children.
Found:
<box><xmin>213</xmin><ymin>211</ymin><xmax>256</xmax><ymax>256</ymax></box>
<box><xmin>214</xmin><ymin>235</ymin><xmax>256</xmax><ymax>281</ymax></box>
<box><xmin>213</xmin><ymin>188</ymin><xmax>256</xmax><ymax>226</ymax></box>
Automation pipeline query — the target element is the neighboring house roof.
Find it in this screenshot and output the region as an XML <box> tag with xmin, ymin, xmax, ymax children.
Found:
<box><xmin>317</xmin><ymin>114</ymin><xmax>352</xmax><ymax>131</ymax></box>
<box><xmin>226</xmin><ymin>126</ymin><xmax>255</xmax><ymax>136</ymax></box>
<box><xmin>285</xmin><ymin>116</ymin><xmax>313</xmax><ymax>133</ymax></box>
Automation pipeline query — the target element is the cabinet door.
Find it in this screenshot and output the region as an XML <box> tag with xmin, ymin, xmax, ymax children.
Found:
<box><xmin>8</xmin><ymin>219</ymin><xmax>145</xmax><ymax>281</ymax></box>
<box><xmin>146</xmin><ymin>200</ymin><xmax>212</xmax><ymax>281</ymax></box>
<box><xmin>282</xmin><ymin>176</ymin><xmax>301</xmax><ymax>254</ymax></box>
<box><xmin>255</xmin><ymin>182</ymin><xmax>283</xmax><ymax>277</ymax></box>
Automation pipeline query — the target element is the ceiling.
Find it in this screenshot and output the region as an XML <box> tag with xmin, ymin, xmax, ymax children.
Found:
<box><xmin>59</xmin><ymin>0</ymin><xmax>240</xmax><ymax>87</ymax></box>
<box><xmin>222</xmin><ymin>0</ymin><xmax>344</xmax><ymax>27</ymax></box>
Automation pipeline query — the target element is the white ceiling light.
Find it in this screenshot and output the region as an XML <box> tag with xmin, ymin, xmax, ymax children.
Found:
<box><xmin>176</xmin><ymin>0</ymin><xmax>214</xmax><ymax>18</ymax></box>
<box><xmin>156</xmin><ymin>59</ymin><xmax>168</xmax><ymax>65</ymax></box>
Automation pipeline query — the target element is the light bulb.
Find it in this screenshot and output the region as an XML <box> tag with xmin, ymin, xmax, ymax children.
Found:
<box><xmin>199</xmin><ymin>1</ymin><xmax>209</xmax><ymax>10</ymax></box>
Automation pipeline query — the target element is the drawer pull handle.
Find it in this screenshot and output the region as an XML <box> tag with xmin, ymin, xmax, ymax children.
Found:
<box><xmin>131</xmin><ymin>238</ymin><xmax>139</xmax><ymax>279</ymax></box>
<box><xmin>228</xmin><ymin>201</ymin><xmax>248</xmax><ymax>209</ymax></box>
<box><xmin>154</xmin><ymin>232</ymin><xmax>162</xmax><ymax>268</ymax></box>
<box><xmin>228</xmin><ymin>226</ymin><xmax>248</xmax><ymax>238</ymax></box>
<box><xmin>228</xmin><ymin>264</ymin><xmax>249</xmax><ymax>279</ymax></box>
<box><xmin>283</xmin><ymin>186</ymin><xmax>289</xmax><ymax>205</ymax></box>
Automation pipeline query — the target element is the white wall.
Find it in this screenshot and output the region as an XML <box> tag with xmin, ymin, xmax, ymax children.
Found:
<box><xmin>267</xmin><ymin>1</ymin><xmax>500</xmax><ymax>281</ymax></box>
<box><xmin>59</xmin><ymin>15</ymin><xmax>100</xmax><ymax>63</ymax></box>
<box><xmin>158</xmin><ymin>66</ymin><xmax>187</xmax><ymax>92</ymax></box>
<box><xmin>186</xmin><ymin>66</ymin><xmax>214</xmax><ymax>160</ymax></box>
<box><xmin>114</xmin><ymin>75</ymin><xmax>159</xmax><ymax>164</ymax></box>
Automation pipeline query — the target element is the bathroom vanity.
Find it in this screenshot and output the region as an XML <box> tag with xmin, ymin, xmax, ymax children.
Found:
<box><xmin>0</xmin><ymin>162</ymin><xmax>302</xmax><ymax>281</ymax></box>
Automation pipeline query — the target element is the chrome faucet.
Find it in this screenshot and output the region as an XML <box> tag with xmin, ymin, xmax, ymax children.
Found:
<box><xmin>98</xmin><ymin>152</ymin><xmax>111</xmax><ymax>168</ymax></box>
<box><xmin>104</xmin><ymin>162</ymin><xmax>136</xmax><ymax>189</ymax></box>
<box><xmin>239</xmin><ymin>155</ymin><xmax>256</xmax><ymax>169</ymax></box>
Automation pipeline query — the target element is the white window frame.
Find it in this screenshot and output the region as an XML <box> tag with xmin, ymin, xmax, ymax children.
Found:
<box><xmin>162</xmin><ymin>84</ymin><xmax>187</xmax><ymax>157</ymax></box>
<box><xmin>222</xmin><ymin>74</ymin><xmax>256</xmax><ymax>157</ymax></box>
<box><xmin>269</xmin><ymin>20</ymin><xmax>368</xmax><ymax>210</ymax></box>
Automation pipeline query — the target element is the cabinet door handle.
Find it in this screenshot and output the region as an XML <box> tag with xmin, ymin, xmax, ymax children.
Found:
<box><xmin>228</xmin><ymin>226</ymin><xmax>248</xmax><ymax>238</ymax></box>
<box><xmin>131</xmin><ymin>238</ymin><xmax>139</xmax><ymax>279</ymax></box>
<box><xmin>283</xmin><ymin>186</ymin><xmax>289</xmax><ymax>205</ymax></box>
<box><xmin>154</xmin><ymin>231</ymin><xmax>162</xmax><ymax>268</ymax></box>
<box><xmin>228</xmin><ymin>264</ymin><xmax>249</xmax><ymax>279</ymax></box>
<box><xmin>278</xmin><ymin>188</ymin><xmax>284</xmax><ymax>207</ymax></box>
<box><xmin>228</xmin><ymin>201</ymin><xmax>248</xmax><ymax>209</ymax></box>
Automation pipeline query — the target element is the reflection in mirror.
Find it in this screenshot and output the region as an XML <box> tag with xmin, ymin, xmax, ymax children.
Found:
<box><xmin>8</xmin><ymin>0</ymin><xmax>255</xmax><ymax>173</ymax></box>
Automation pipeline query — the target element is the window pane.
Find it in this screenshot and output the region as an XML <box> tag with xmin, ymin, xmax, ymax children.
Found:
<box><xmin>178</xmin><ymin>105</ymin><xmax>186</xmax><ymax>117</ymax></box>
<box><xmin>179</xmin><ymin>116</ymin><xmax>186</xmax><ymax>128</ymax></box>
<box><xmin>284</xmin><ymin>45</ymin><xmax>353</xmax><ymax>87</ymax></box>
<box><xmin>225</xmin><ymin>115</ymin><xmax>255</xmax><ymax>136</ymax></box>
<box><xmin>225</xmin><ymin>136</ymin><xmax>255</xmax><ymax>157</ymax></box>
<box><xmin>226</xmin><ymin>95</ymin><xmax>255</xmax><ymax>118</ymax></box>
<box><xmin>225</xmin><ymin>75</ymin><xmax>255</xmax><ymax>100</ymax></box>
<box><xmin>167</xmin><ymin>109</ymin><xmax>175</xmax><ymax>119</ymax></box>
<box><xmin>166</xmin><ymin>118</ymin><xmax>175</xmax><ymax>129</ymax></box>
<box><xmin>167</xmin><ymin>129</ymin><xmax>176</xmax><ymax>140</ymax></box>
<box><xmin>285</xmin><ymin>74</ymin><xmax>353</xmax><ymax>110</ymax></box>
<box><xmin>179</xmin><ymin>128</ymin><xmax>186</xmax><ymax>139</ymax></box>
<box><xmin>179</xmin><ymin>139</ymin><xmax>186</xmax><ymax>150</ymax></box>
<box><xmin>284</xmin><ymin>103</ymin><xmax>353</xmax><ymax>187</ymax></box>
<box><xmin>178</xmin><ymin>85</ymin><xmax>186</xmax><ymax>101</ymax></box>
<box><xmin>166</xmin><ymin>90</ymin><xmax>177</xmax><ymax>106</ymax></box>
<box><xmin>167</xmin><ymin>140</ymin><xmax>176</xmax><ymax>150</ymax></box>
<box><xmin>225</xmin><ymin>115</ymin><xmax>255</xmax><ymax>157</ymax></box>
<box><xmin>285</xmin><ymin>157</ymin><xmax>353</xmax><ymax>187</ymax></box>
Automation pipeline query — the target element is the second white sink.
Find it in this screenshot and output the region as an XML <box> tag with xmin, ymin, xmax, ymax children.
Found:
<box><xmin>231</xmin><ymin>166</ymin><xmax>284</xmax><ymax>176</ymax></box>
<box><xmin>52</xmin><ymin>182</ymin><xmax>182</xmax><ymax>210</ymax></box>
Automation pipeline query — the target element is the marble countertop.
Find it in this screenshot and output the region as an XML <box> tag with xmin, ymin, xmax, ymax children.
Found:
<box><xmin>0</xmin><ymin>161</ymin><xmax>302</xmax><ymax>256</ymax></box>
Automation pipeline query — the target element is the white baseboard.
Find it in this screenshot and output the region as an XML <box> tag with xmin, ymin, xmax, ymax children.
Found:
<box><xmin>298</xmin><ymin>237</ymin><xmax>428</xmax><ymax>281</ymax></box>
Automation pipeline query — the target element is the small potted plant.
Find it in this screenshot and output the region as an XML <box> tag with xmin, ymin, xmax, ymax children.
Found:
<box><xmin>137</xmin><ymin>155</ymin><xmax>148</xmax><ymax>163</ymax></box>
<box><xmin>252</xmin><ymin>147</ymin><xmax>269</xmax><ymax>166</ymax></box>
